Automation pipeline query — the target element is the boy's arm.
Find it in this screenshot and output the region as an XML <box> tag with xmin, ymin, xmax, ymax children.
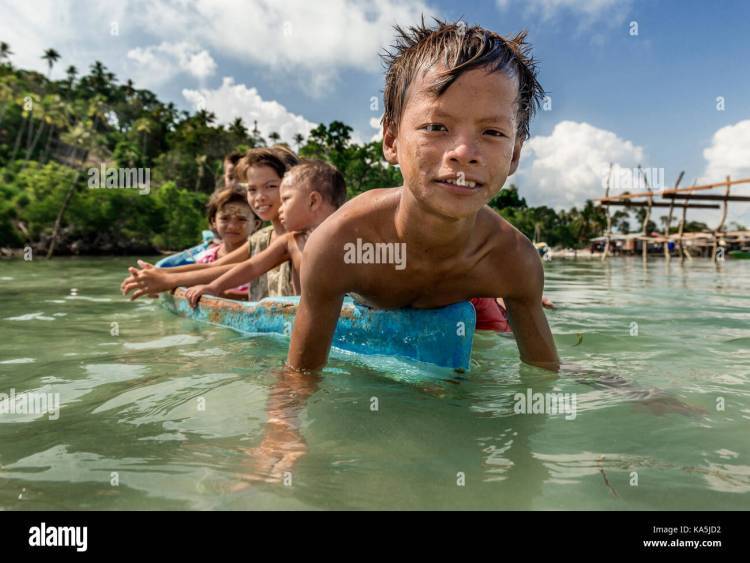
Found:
<box><xmin>286</xmin><ymin>230</ymin><xmax>347</xmax><ymax>371</ymax></box>
<box><xmin>503</xmin><ymin>250</ymin><xmax>560</xmax><ymax>372</ymax></box>
<box><xmin>184</xmin><ymin>235</ymin><xmax>291</xmax><ymax>306</ymax></box>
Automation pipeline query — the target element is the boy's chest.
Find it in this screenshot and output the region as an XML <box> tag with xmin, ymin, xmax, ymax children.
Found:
<box><xmin>352</xmin><ymin>253</ymin><xmax>502</xmax><ymax>309</ymax></box>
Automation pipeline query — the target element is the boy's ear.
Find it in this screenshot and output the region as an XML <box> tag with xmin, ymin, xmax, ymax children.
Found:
<box><xmin>507</xmin><ymin>139</ymin><xmax>524</xmax><ymax>177</ymax></box>
<box><xmin>309</xmin><ymin>190</ymin><xmax>322</xmax><ymax>208</ymax></box>
<box><xmin>382</xmin><ymin>124</ymin><xmax>399</xmax><ymax>165</ymax></box>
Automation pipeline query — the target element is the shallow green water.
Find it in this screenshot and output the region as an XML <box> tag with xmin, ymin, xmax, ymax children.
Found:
<box><xmin>0</xmin><ymin>256</ymin><xmax>748</xmax><ymax>510</ymax></box>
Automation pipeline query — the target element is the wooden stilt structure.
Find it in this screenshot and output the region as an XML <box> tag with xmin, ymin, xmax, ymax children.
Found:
<box><xmin>663</xmin><ymin>171</ymin><xmax>684</xmax><ymax>262</ymax></box>
<box><xmin>601</xmin><ymin>163</ymin><xmax>613</xmax><ymax>262</ymax></box>
<box><xmin>678</xmin><ymin>181</ymin><xmax>696</xmax><ymax>263</ymax></box>
<box><xmin>595</xmin><ymin>175</ymin><xmax>750</xmax><ymax>261</ymax></box>
<box><xmin>639</xmin><ymin>166</ymin><xmax>653</xmax><ymax>266</ymax></box>
<box><xmin>711</xmin><ymin>176</ymin><xmax>731</xmax><ymax>262</ymax></box>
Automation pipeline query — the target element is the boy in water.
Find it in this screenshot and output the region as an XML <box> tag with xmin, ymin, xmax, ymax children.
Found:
<box><xmin>287</xmin><ymin>20</ymin><xmax>560</xmax><ymax>372</ymax></box>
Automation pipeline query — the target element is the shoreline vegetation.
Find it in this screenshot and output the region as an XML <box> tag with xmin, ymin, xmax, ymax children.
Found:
<box><xmin>0</xmin><ymin>43</ymin><xmax>739</xmax><ymax>258</ymax></box>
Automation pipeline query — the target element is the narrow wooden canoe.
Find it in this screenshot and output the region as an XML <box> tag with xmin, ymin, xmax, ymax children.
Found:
<box><xmin>160</xmin><ymin>289</ymin><xmax>476</xmax><ymax>370</ymax></box>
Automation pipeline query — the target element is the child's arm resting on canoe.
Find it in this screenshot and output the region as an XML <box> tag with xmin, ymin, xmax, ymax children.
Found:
<box><xmin>122</xmin><ymin>263</ymin><xmax>238</xmax><ymax>300</ymax></box>
<box><xmin>503</xmin><ymin>250</ymin><xmax>560</xmax><ymax>371</ymax></box>
<box><xmin>286</xmin><ymin>231</ymin><xmax>347</xmax><ymax>371</ymax></box>
<box><xmin>119</xmin><ymin>243</ymin><xmax>250</xmax><ymax>293</ymax></box>
<box><xmin>184</xmin><ymin>233</ymin><xmax>293</xmax><ymax>307</ymax></box>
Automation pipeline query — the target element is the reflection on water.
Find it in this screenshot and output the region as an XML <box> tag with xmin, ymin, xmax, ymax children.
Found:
<box><xmin>0</xmin><ymin>256</ymin><xmax>748</xmax><ymax>509</ymax></box>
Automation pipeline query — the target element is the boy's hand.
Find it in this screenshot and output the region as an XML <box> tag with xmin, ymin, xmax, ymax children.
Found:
<box><xmin>122</xmin><ymin>267</ymin><xmax>171</xmax><ymax>300</ymax></box>
<box><xmin>185</xmin><ymin>284</ymin><xmax>218</xmax><ymax>308</ymax></box>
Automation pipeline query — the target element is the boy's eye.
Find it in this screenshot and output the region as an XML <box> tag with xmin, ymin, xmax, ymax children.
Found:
<box><xmin>422</xmin><ymin>123</ymin><xmax>447</xmax><ymax>132</ymax></box>
<box><xmin>484</xmin><ymin>129</ymin><xmax>506</xmax><ymax>138</ymax></box>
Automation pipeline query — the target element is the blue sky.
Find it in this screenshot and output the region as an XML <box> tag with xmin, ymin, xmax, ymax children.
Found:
<box><xmin>2</xmin><ymin>0</ymin><xmax>749</xmax><ymax>224</ymax></box>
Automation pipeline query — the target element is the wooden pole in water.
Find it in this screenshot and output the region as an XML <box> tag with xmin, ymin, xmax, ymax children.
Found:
<box><xmin>640</xmin><ymin>166</ymin><xmax>653</xmax><ymax>266</ymax></box>
<box><xmin>711</xmin><ymin>176</ymin><xmax>731</xmax><ymax>262</ymax></box>
<box><xmin>678</xmin><ymin>180</ymin><xmax>696</xmax><ymax>263</ymax></box>
<box><xmin>602</xmin><ymin>163</ymin><xmax>613</xmax><ymax>262</ymax></box>
<box><xmin>663</xmin><ymin>171</ymin><xmax>684</xmax><ymax>263</ymax></box>
<box><xmin>662</xmin><ymin>170</ymin><xmax>685</xmax><ymax>263</ymax></box>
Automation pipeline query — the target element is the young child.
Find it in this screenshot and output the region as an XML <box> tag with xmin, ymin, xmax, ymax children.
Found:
<box><xmin>286</xmin><ymin>20</ymin><xmax>560</xmax><ymax>372</ymax></box>
<box><xmin>196</xmin><ymin>186</ymin><xmax>262</xmax><ymax>264</ymax></box>
<box><xmin>184</xmin><ymin>160</ymin><xmax>346</xmax><ymax>307</ymax></box>
<box><xmin>220</xmin><ymin>152</ymin><xmax>242</xmax><ymax>190</ymax></box>
<box><xmin>122</xmin><ymin>146</ymin><xmax>298</xmax><ymax>300</ymax></box>
<box><xmin>123</xmin><ymin>160</ymin><xmax>346</xmax><ymax>302</ymax></box>
<box><xmin>191</xmin><ymin>187</ymin><xmax>262</xmax><ymax>297</ymax></box>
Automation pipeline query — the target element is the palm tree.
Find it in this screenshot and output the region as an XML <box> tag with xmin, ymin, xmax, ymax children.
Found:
<box><xmin>268</xmin><ymin>131</ymin><xmax>281</xmax><ymax>144</ymax></box>
<box><xmin>65</xmin><ymin>65</ymin><xmax>78</xmax><ymax>90</ymax></box>
<box><xmin>41</xmin><ymin>96</ymin><xmax>68</xmax><ymax>162</ymax></box>
<box><xmin>0</xmin><ymin>42</ymin><xmax>13</xmax><ymax>64</ymax></box>
<box><xmin>48</xmin><ymin>105</ymin><xmax>109</xmax><ymax>258</ymax></box>
<box><xmin>0</xmin><ymin>75</ymin><xmax>17</xmax><ymax>127</ymax></box>
<box><xmin>11</xmin><ymin>92</ymin><xmax>39</xmax><ymax>162</ymax></box>
<box><xmin>293</xmin><ymin>133</ymin><xmax>304</xmax><ymax>151</ymax></box>
<box><xmin>123</xmin><ymin>79</ymin><xmax>135</xmax><ymax>98</ymax></box>
<box><xmin>41</xmin><ymin>48</ymin><xmax>61</xmax><ymax>78</ymax></box>
<box><xmin>134</xmin><ymin>116</ymin><xmax>154</xmax><ymax>159</ymax></box>
<box><xmin>25</xmin><ymin>94</ymin><xmax>52</xmax><ymax>159</ymax></box>
<box><xmin>195</xmin><ymin>109</ymin><xmax>216</xmax><ymax>126</ymax></box>
<box><xmin>228</xmin><ymin>117</ymin><xmax>248</xmax><ymax>140</ymax></box>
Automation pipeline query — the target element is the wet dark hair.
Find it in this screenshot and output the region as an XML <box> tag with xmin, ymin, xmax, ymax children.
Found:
<box><xmin>381</xmin><ymin>17</ymin><xmax>544</xmax><ymax>141</ymax></box>
<box><xmin>286</xmin><ymin>160</ymin><xmax>347</xmax><ymax>209</ymax></box>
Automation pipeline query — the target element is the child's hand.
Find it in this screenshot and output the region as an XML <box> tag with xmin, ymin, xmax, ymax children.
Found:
<box><xmin>122</xmin><ymin>267</ymin><xmax>171</xmax><ymax>300</ymax></box>
<box><xmin>119</xmin><ymin>261</ymin><xmax>154</xmax><ymax>292</ymax></box>
<box><xmin>542</xmin><ymin>295</ymin><xmax>556</xmax><ymax>309</ymax></box>
<box><xmin>185</xmin><ymin>284</ymin><xmax>217</xmax><ymax>308</ymax></box>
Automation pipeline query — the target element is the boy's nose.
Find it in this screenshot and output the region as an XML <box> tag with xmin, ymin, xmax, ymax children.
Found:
<box><xmin>447</xmin><ymin>137</ymin><xmax>481</xmax><ymax>166</ymax></box>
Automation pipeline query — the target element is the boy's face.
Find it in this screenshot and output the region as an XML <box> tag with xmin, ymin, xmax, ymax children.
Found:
<box><xmin>383</xmin><ymin>66</ymin><xmax>524</xmax><ymax>219</ymax></box>
<box><xmin>279</xmin><ymin>177</ymin><xmax>314</xmax><ymax>232</ymax></box>
<box><xmin>223</xmin><ymin>160</ymin><xmax>236</xmax><ymax>187</ymax></box>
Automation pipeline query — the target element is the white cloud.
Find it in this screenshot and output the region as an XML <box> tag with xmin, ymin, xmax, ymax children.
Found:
<box><xmin>1</xmin><ymin>0</ymin><xmax>434</xmax><ymax>95</ymax></box>
<box><xmin>0</xmin><ymin>0</ymin><xmax>130</xmax><ymax>78</ymax></box>
<box><xmin>701</xmin><ymin>119</ymin><xmax>750</xmax><ymax>227</ymax></box>
<box><xmin>702</xmin><ymin>120</ymin><xmax>750</xmax><ymax>182</ymax></box>
<box><xmin>127</xmin><ymin>42</ymin><xmax>217</xmax><ymax>88</ymax></box>
<box><xmin>515</xmin><ymin>120</ymin><xmax>645</xmax><ymax>208</ymax></box>
<box><xmin>182</xmin><ymin>77</ymin><xmax>317</xmax><ymax>146</ymax></box>
<box><xmin>497</xmin><ymin>0</ymin><xmax>632</xmax><ymax>26</ymax></box>
<box><xmin>134</xmin><ymin>0</ymin><xmax>434</xmax><ymax>96</ymax></box>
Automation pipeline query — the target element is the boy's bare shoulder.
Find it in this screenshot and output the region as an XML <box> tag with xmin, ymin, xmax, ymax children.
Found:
<box><xmin>478</xmin><ymin>206</ymin><xmax>543</xmax><ymax>291</ymax></box>
<box><xmin>334</xmin><ymin>187</ymin><xmax>399</xmax><ymax>221</ymax></box>
<box><xmin>315</xmin><ymin>187</ymin><xmax>399</xmax><ymax>238</ymax></box>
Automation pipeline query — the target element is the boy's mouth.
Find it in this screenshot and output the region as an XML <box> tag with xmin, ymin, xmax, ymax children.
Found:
<box><xmin>255</xmin><ymin>205</ymin><xmax>272</xmax><ymax>214</ymax></box>
<box><xmin>434</xmin><ymin>176</ymin><xmax>483</xmax><ymax>192</ymax></box>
